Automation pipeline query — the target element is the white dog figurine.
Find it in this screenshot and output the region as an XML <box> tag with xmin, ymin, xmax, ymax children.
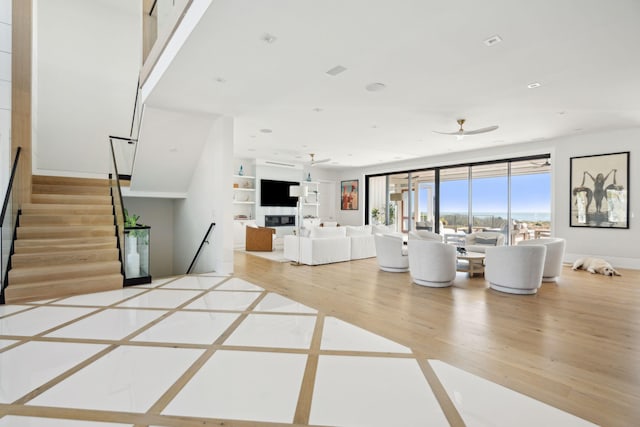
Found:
<box><xmin>572</xmin><ymin>257</ymin><xmax>621</xmax><ymax>276</ymax></box>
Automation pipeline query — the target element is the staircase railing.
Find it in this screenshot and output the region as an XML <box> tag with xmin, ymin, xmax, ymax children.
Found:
<box><xmin>108</xmin><ymin>138</ymin><xmax>127</xmax><ymax>277</ymax></box>
<box><xmin>186</xmin><ymin>222</ymin><xmax>215</xmax><ymax>274</ymax></box>
<box><xmin>1</xmin><ymin>147</ymin><xmax>22</xmax><ymax>304</ymax></box>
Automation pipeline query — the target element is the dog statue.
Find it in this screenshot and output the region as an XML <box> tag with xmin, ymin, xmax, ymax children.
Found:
<box><xmin>572</xmin><ymin>257</ymin><xmax>621</xmax><ymax>276</ymax></box>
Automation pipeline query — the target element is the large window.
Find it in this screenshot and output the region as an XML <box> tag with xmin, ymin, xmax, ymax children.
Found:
<box><xmin>365</xmin><ymin>155</ymin><xmax>551</xmax><ymax>243</ymax></box>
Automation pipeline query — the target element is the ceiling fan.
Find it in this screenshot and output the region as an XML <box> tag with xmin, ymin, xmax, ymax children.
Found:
<box><xmin>530</xmin><ymin>159</ymin><xmax>551</xmax><ymax>167</ymax></box>
<box><xmin>306</xmin><ymin>153</ymin><xmax>331</xmax><ymax>167</ymax></box>
<box><xmin>433</xmin><ymin>119</ymin><xmax>499</xmax><ymax>140</ymax></box>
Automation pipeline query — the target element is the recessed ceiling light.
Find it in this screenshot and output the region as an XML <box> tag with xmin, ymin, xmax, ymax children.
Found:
<box><xmin>214</xmin><ymin>77</ymin><xmax>226</xmax><ymax>83</ymax></box>
<box><xmin>527</xmin><ymin>82</ymin><xmax>542</xmax><ymax>89</ymax></box>
<box><xmin>393</xmin><ymin>156</ymin><xmax>401</xmax><ymax>159</ymax></box>
<box><xmin>168</xmin><ymin>147</ymin><xmax>178</xmax><ymax>152</ymax></box>
<box><xmin>250</xmin><ymin>135</ymin><xmax>256</xmax><ymax>138</ymax></box>
<box><xmin>331</xmin><ymin>161</ymin><xmax>339</xmax><ymax>164</ymax></box>
<box><xmin>483</xmin><ymin>35</ymin><xmax>503</xmax><ymax>47</ymax></box>
<box><xmin>557</xmin><ymin>111</ymin><xmax>566</xmax><ymax>115</ymax></box>
<box><xmin>302</xmin><ymin>145</ymin><xmax>308</xmax><ymax>148</ymax></box>
<box><xmin>260</xmin><ymin>128</ymin><xmax>273</xmax><ymax>133</ymax></box>
<box><xmin>261</xmin><ymin>33</ymin><xmax>277</xmax><ymax>44</ymax></box>
<box><xmin>365</xmin><ymin>82</ymin><xmax>386</xmax><ymax>92</ymax></box>
<box><xmin>295</xmin><ymin>155</ymin><xmax>302</xmax><ymax>159</ymax></box>
<box><xmin>371</xmin><ymin>125</ymin><xmax>378</xmax><ymax>129</ymax></box>
<box><xmin>312</xmin><ymin>107</ymin><xmax>323</xmax><ymax>112</ymax></box>
<box><xmin>347</xmin><ymin>154</ymin><xmax>353</xmax><ymax>157</ymax></box>
<box><xmin>574</xmin><ymin>128</ymin><xmax>583</xmax><ymax>132</ymax></box>
<box><xmin>326</xmin><ymin>65</ymin><xmax>347</xmax><ymax>76</ymax></box>
<box><xmin>248</xmin><ymin>148</ymin><xmax>256</xmax><ymax>152</ymax></box>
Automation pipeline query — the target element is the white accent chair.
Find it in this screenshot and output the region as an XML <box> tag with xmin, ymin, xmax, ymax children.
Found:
<box><xmin>408</xmin><ymin>230</ymin><xmax>443</xmax><ymax>242</ymax></box>
<box><xmin>517</xmin><ymin>237</ymin><xmax>566</xmax><ymax>282</ymax></box>
<box><xmin>485</xmin><ymin>245</ymin><xmax>547</xmax><ymax>295</ymax></box>
<box><xmin>374</xmin><ymin>233</ymin><xmax>409</xmax><ymax>272</ymax></box>
<box><xmin>408</xmin><ymin>240</ymin><xmax>457</xmax><ymax>287</ymax></box>
<box><xmin>464</xmin><ymin>231</ymin><xmax>505</xmax><ymax>253</ymax></box>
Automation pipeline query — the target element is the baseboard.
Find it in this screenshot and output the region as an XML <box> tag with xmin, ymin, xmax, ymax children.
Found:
<box><xmin>564</xmin><ymin>253</ymin><xmax>640</xmax><ymax>270</ymax></box>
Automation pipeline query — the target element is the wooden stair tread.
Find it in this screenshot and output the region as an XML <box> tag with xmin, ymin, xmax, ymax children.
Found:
<box><xmin>17</xmin><ymin>225</ymin><xmax>115</xmax><ymax>239</ymax></box>
<box><xmin>32</xmin><ymin>184</ymin><xmax>111</xmax><ymax>196</ymax></box>
<box><xmin>19</xmin><ymin>214</ymin><xmax>115</xmax><ymax>226</ymax></box>
<box><xmin>11</xmin><ymin>248</ymin><xmax>119</xmax><ymax>267</ymax></box>
<box><xmin>31</xmin><ymin>194</ymin><xmax>112</xmax><ymax>205</ymax></box>
<box><xmin>3</xmin><ymin>274</ymin><xmax>123</xmax><ymax>304</ymax></box>
<box><xmin>9</xmin><ymin>261</ymin><xmax>122</xmax><ymax>284</ymax></box>
<box><xmin>21</xmin><ymin>203</ymin><xmax>114</xmax><ymax>214</ymax></box>
<box><xmin>32</xmin><ymin>175</ymin><xmax>110</xmax><ymax>187</ymax></box>
<box><xmin>15</xmin><ymin>236</ymin><xmax>117</xmax><ymax>247</ymax></box>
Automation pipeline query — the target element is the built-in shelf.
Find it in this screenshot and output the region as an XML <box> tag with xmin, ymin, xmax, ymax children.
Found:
<box><xmin>234</xmin><ymin>188</ymin><xmax>255</xmax><ymax>191</ymax></box>
<box><xmin>233</xmin><ymin>201</ymin><xmax>254</xmax><ymax>204</ymax></box>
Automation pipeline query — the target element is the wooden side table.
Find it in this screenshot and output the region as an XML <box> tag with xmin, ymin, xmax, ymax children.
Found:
<box><xmin>456</xmin><ymin>251</ymin><xmax>486</xmax><ymax>277</ymax></box>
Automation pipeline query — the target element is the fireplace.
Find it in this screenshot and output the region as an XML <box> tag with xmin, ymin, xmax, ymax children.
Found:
<box><xmin>265</xmin><ymin>215</ymin><xmax>296</xmax><ymax>227</ymax></box>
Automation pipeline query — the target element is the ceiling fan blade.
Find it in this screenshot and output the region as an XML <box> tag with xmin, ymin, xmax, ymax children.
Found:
<box><xmin>311</xmin><ymin>157</ymin><xmax>331</xmax><ymax>166</ymax></box>
<box><xmin>432</xmin><ymin>130</ymin><xmax>463</xmax><ymax>135</ymax></box>
<box><xmin>463</xmin><ymin>125</ymin><xmax>499</xmax><ymax>135</ymax></box>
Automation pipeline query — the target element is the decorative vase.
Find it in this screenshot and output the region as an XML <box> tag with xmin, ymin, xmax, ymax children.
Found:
<box><xmin>126</xmin><ymin>235</ymin><xmax>140</xmax><ymax>277</ymax></box>
<box><xmin>306</xmin><ymin>173</ymin><xmax>312</xmax><ymax>182</ymax></box>
<box><xmin>238</xmin><ymin>165</ymin><xmax>244</xmax><ymax>176</ymax></box>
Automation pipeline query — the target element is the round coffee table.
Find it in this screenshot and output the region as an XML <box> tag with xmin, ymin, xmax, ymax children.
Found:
<box><xmin>456</xmin><ymin>251</ymin><xmax>486</xmax><ymax>277</ymax></box>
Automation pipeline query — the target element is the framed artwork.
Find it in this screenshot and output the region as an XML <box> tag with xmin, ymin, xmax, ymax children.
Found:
<box><xmin>341</xmin><ymin>179</ymin><xmax>359</xmax><ymax>210</ymax></box>
<box><xmin>570</xmin><ymin>151</ymin><xmax>629</xmax><ymax>228</ymax></box>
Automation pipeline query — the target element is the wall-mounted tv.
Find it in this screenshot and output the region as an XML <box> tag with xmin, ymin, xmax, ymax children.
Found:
<box><xmin>260</xmin><ymin>179</ymin><xmax>299</xmax><ymax>207</ymax></box>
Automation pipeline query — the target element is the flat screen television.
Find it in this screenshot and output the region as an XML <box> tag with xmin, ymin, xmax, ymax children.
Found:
<box><xmin>260</xmin><ymin>179</ymin><xmax>299</xmax><ymax>207</ymax></box>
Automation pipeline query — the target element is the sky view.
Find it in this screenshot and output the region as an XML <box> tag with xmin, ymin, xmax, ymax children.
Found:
<box><xmin>425</xmin><ymin>173</ymin><xmax>551</xmax><ymax>215</ymax></box>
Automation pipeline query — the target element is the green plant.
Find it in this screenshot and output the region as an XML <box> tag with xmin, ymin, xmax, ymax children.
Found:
<box><xmin>124</xmin><ymin>209</ymin><xmax>147</xmax><ymax>243</ymax></box>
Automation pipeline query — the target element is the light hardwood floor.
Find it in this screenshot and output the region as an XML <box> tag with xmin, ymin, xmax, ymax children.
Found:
<box><xmin>234</xmin><ymin>252</ymin><xmax>640</xmax><ymax>427</ymax></box>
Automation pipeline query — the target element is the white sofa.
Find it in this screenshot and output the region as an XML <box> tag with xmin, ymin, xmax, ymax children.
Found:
<box><xmin>283</xmin><ymin>225</ymin><xmax>377</xmax><ymax>265</ymax></box>
<box><xmin>284</xmin><ymin>226</ymin><xmax>351</xmax><ymax>265</ymax></box>
<box><xmin>464</xmin><ymin>231</ymin><xmax>505</xmax><ymax>253</ymax></box>
<box><xmin>409</xmin><ymin>230</ymin><xmax>443</xmax><ymax>242</ymax></box>
<box><xmin>346</xmin><ymin>225</ymin><xmax>377</xmax><ymax>260</ymax></box>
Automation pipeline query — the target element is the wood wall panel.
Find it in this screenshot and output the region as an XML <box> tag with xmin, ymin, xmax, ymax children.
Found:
<box><xmin>11</xmin><ymin>0</ymin><xmax>32</xmax><ymax>204</ymax></box>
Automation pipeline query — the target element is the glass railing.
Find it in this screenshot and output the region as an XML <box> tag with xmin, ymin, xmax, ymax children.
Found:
<box><xmin>1</xmin><ymin>147</ymin><xmax>22</xmax><ymax>303</ymax></box>
<box><xmin>108</xmin><ymin>139</ymin><xmax>127</xmax><ymax>273</ymax></box>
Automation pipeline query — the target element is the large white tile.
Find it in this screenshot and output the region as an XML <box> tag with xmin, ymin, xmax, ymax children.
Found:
<box><xmin>28</xmin><ymin>345</ymin><xmax>203</xmax><ymax>413</ymax></box>
<box><xmin>0</xmin><ymin>23</ymin><xmax>9</xmax><ymax>53</ymax></box>
<box><xmin>321</xmin><ymin>316</ymin><xmax>411</xmax><ymax>353</ymax></box>
<box><xmin>0</xmin><ymin>77</ymin><xmax>8</xmax><ymax>110</ymax></box>
<box><xmin>0</xmin><ymin>416</ymin><xmax>131</xmax><ymax>427</ymax></box>
<box><xmin>429</xmin><ymin>360</ymin><xmax>597</xmax><ymax>427</ymax></box>
<box><xmin>225</xmin><ymin>314</ymin><xmax>316</xmax><ymax>349</ymax></box>
<box><xmin>0</xmin><ymin>304</ymin><xmax>31</xmax><ymax>317</ymax></box>
<box><xmin>185</xmin><ymin>291</ymin><xmax>259</xmax><ymax>311</ymax></box>
<box><xmin>163</xmin><ymin>350</ymin><xmax>307</xmax><ymax>423</ymax></box>
<box><xmin>254</xmin><ymin>293</ymin><xmax>317</xmax><ymax>314</ymax></box>
<box><xmin>132</xmin><ymin>311</ymin><xmax>239</xmax><ymax>344</ymax></box>
<box><xmin>0</xmin><ymin>0</ymin><xmax>10</xmax><ymax>25</ymax></box>
<box><xmin>0</xmin><ymin>338</ymin><xmax>17</xmax><ymax>350</ymax></box>
<box><xmin>0</xmin><ymin>51</ymin><xmax>10</xmax><ymax>81</ymax></box>
<box><xmin>52</xmin><ymin>288</ymin><xmax>145</xmax><ymax>307</ymax></box>
<box><xmin>0</xmin><ymin>341</ymin><xmax>107</xmax><ymax>403</ymax></box>
<box><xmin>116</xmin><ymin>289</ymin><xmax>201</xmax><ymax>309</ymax></box>
<box><xmin>310</xmin><ymin>355</ymin><xmax>448</xmax><ymax>426</ymax></box>
<box><xmin>161</xmin><ymin>276</ymin><xmax>226</xmax><ymax>290</ymax></box>
<box><xmin>46</xmin><ymin>309</ymin><xmax>166</xmax><ymax>341</ymax></box>
<box><xmin>215</xmin><ymin>278</ymin><xmax>263</xmax><ymax>291</ymax></box>
<box><xmin>0</xmin><ymin>306</ymin><xmax>96</xmax><ymax>336</ymax></box>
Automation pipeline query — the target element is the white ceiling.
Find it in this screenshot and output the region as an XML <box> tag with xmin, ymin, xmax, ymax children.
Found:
<box><xmin>145</xmin><ymin>0</ymin><xmax>640</xmax><ymax>169</ymax></box>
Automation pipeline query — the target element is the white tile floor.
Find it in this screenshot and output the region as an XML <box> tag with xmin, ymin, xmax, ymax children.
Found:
<box><xmin>0</xmin><ymin>275</ymin><xmax>596</xmax><ymax>426</ymax></box>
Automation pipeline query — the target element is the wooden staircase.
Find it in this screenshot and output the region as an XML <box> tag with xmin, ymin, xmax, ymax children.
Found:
<box><xmin>4</xmin><ymin>176</ymin><xmax>123</xmax><ymax>303</ymax></box>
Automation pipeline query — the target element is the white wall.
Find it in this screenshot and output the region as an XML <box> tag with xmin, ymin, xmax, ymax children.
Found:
<box><xmin>337</xmin><ymin>128</ymin><xmax>639</xmax><ymax>268</ymax></box>
<box><xmin>174</xmin><ymin>116</ymin><xmax>234</xmax><ymax>274</ymax></box>
<box><xmin>122</xmin><ymin>197</ymin><xmax>175</xmax><ymax>278</ymax></box>
<box><xmin>33</xmin><ymin>0</ymin><xmax>140</xmax><ymax>176</ymax></box>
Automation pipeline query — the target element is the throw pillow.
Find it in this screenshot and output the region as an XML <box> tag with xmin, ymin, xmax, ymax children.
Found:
<box><xmin>346</xmin><ymin>225</ymin><xmax>372</xmax><ymax>236</ymax></box>
<box><xmin>475</xmin><ymin>237</ymin><xmax>498</xmax><ymax>245</ymax></box>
